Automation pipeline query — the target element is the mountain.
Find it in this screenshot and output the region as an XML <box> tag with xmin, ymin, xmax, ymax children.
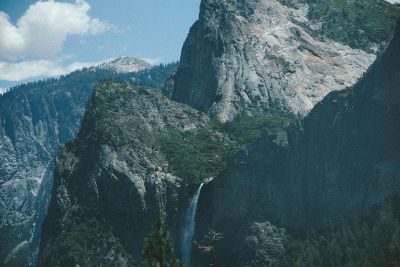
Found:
<box><xmin>172</xmin><ymin>0</ymin><xmax>400</xmax><ymax>122</ymax></box>
<box><xmin>38</xmin><ymin>81</ymin><xmax>237</xmax><ymax>266</ymax></box>
<box><xmin>194</xmin><ymin>21</ymin><xmax>400</xmax><ymax>266</ymax></box>
<box><xmin>96</xmin><ymin>56</ymin><xmax>152</xmax><ymax>73</ymax></box>
<box><xmin>0</xmin><ymin>63</ymin><xmax>177</xmax><ymax>266</ymax></box>
<box><xmin>34</xmin><ymin>1</ymin><xmax>400</xmax><ymax>266</ymax></box>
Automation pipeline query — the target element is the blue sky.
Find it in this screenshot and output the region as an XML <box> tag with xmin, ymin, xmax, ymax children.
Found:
<box><xmin>0</xmin><ymin>0</ymin><xmax>200</xmax><ymax>90</ymax></box>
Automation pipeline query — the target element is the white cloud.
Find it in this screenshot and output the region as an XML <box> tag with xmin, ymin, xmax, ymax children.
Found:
<box><xmin>385</xmin><ymin>0</ymin><xmax>400</xmax><ymax>3</ymax></box>
<box><xmin>0</xmin><ymin>59</ymin><xmax>102</xmax><ymax>81</ymax></box>
<box><xmin>0</xmin><ymin>0</ymin><xmax>110</xmax><ymax>60</ymax></box>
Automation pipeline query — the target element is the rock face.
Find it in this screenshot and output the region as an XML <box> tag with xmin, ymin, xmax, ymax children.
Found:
<box><xmin>172</xmin><ymin>0</ymin><xmax>399</xmax><ymax>122</ymax></box>
<box><xmin>0</xmin><ymin>64</ymin><xmax>177</xmax><ymax>266</ymax></box>
<box><xmin>239</xmin><ymin>222</ymin><xmax>287</xmax><ymax>266</ymax></box>
<box><xmin>195</xmin><ymin>21</ymin><xmax>400</xmax><ymax>266</ymax></box>
<box><xmin>38</xmin><ymin>81</ymin><xmax>235</xmax><ymax>266</ymax></box>
<box><xmin>0</xmin><ymin>74</ymin><xmax>94</xmax><ymax>267</ymax></box>
<box><xmin>97</xmin><ymin>56</ymin><xmax>152</xmax><ymax>73</ymax></box>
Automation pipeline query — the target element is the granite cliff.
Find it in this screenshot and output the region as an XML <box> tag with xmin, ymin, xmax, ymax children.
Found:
<box><xmin>0</xmin><ymin>62</ymin><xmax>178</xmax><ymax>266</ymax></box>
<box><xmin>172</xmin><ymin>0</ymin><xmax>399</xmax><ymax>122</ymax></box>
<box><xmin>38</xmin><ymin>81</ymin><xmax>237</xmax><ymax>266</ymax></box>
<box><xmin>195</xmin><ymin>20</ymin><xmax>400</xmax><ymax>266</ymax></box>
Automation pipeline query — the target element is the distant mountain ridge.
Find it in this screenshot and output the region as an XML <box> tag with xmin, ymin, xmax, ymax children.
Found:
<box><xmin>96</xmin><ymin>56</ymin><xmax>152</xmax><ymax>73</ymax></box>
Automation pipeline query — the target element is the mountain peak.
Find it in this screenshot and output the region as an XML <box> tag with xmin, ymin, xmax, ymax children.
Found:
<box><xmin>98</xmin><ymin>56</ymin><xmax>152</xmax><ymax>73</ymax></box>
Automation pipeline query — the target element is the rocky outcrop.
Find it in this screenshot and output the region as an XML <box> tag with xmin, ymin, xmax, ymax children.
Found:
<box><xmin>172</xmin><ymin>0</ymin><xmax>399</xmax><ymax>122</ymax></box>
<box><xmin>0</xmin><ymin>63</ymin><xmax>177</xmax><ymax>266</ymax></box>
<box><xmin>97</xmin><ymin>56</ymin><xmax>152</xmax><ymax>73</ymax></box>
<box><xmin>239</xmin><ymin>222</ymin><xmax>287</xmax><ymax>266</ymax></box>
<box><xmin>195</xmin><ymin>21</ymin><xmax>400</xmax><ymax>266</ymax></box>
<box><xmin>38</xmin><ymin>81</ymin><xmax>235</xmax><ymax>266</ymax></box>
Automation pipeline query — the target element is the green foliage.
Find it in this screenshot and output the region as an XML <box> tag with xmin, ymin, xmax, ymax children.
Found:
<box><xmin>89</xmin><ymin>81</ymin><xmax>293</xmax><ymax>185</ymax></box>
<box><xmin>281</xmin><ymin>0</ymin><xmax>400</xmax><ymax>51</ymax></box>
<box><xmin>159</xmin><ymin>108</ymin><xmax>292</xmax><ymax>183</ymax></box>
<box><xmin>42</xmin><ymin>215</ymin><xmax>138</xmax><ymax>266</ymax></box>
<box><xmin>280</xmin><ymin>196</ymin><xmax>400</xmax><ymax>267</ymax></box>
<box><xmin>0</xmin><ymin>223</ymin><xmax>30</xmax><ymax>267</ymax></box>
<box><xmin>221</xmin><ymin>108</ymin><xmax>293</xmax><ymax>147</ymax></box>
<box><xmin>159</xmin><ymin>129</ymin><xmax>238</xmax><ymax>183</ymax></box>
<box><xmin>128</xmin><ymin>62</ymin><xmax>179</xmax><ymax>89</ymax></box>
<box><xmin>91</xmin><ymin>81</ymin><xmax>157</xmax><ymax>147</ymax></box>
<box><xmin>143</xmin><ymin>216</ymin><xmax>184</xmax><ymax>267</ymax></box>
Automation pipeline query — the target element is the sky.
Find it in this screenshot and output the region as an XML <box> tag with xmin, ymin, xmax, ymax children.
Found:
<box><xmin>0</xmin><ymin>0</ymin><xmax>200</xmax><ymax>91</ymax></box>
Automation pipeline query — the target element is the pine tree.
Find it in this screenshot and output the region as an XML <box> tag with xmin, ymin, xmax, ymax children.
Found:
<box><xmin>143</xmin><ymin>216</ymin><xmax>184</xmax><ymax>267</ymax></box>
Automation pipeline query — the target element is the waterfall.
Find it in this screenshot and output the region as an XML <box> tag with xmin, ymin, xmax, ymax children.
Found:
<box><xmin>181</xmin><ymin>183</ymin><xmax>204</xmax><ymax>266</ymax></box>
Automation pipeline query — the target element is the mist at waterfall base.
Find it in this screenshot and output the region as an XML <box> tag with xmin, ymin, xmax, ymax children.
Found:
<box><xmin>181</xmin><ymin>183</ymin><xmax>205</xmax><ymax>266</ymax></box>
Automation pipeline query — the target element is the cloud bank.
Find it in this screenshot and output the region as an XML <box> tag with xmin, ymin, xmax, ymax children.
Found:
<box><xmin>0</xmin><ymin>0</ymin><xmax>110</xmax><ymax>60</ymax></box>
<box><xmin>0</xmin><ymin>59</ymin><xmax>103</xmax><ymax>82</ymax></box>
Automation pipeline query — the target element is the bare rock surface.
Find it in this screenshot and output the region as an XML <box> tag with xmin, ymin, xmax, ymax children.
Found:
<box><xmin>173</xmin><ymin>0</ymin><xmax>382</xmax><ymax>122</ymax></box>
<box><xmin>97</xmin><ymin>56</ymin><xmax>152</xmax><ymax>73</ymax></box>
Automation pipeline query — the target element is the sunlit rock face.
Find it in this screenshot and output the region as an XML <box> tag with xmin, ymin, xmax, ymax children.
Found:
<box><xmin>0</xmin><ymin>78</ymin><xmax>92</xmax><ymax>266</ymax></box>
<box><xmin>97</xmin><ymin>56</ymin><xmax>152</xmax><ymax>73</ymax></box>
<box><xmin>172</xmin><ymin>0</ymin><xmax>389</xmax><ymax>122</ymax></box>
<box><xmin>386</xmin><ymin>0</ymin><xmax>400</xmax><ymax>5</ymax></box>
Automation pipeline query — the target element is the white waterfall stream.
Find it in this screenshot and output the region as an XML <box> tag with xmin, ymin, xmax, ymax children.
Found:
<box><xmin>181</xmin><ymin>183</ymin><xmax>204</xmax><ymax>266</ymax></box>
